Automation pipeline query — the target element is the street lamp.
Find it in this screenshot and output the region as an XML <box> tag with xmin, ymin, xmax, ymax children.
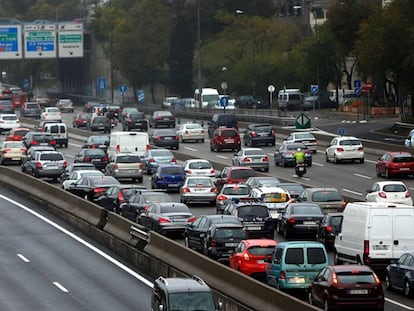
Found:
<box><xmin>196</xmin><ymin>0</ymin><xmax>202</xmax><ymax>111</ymax></box>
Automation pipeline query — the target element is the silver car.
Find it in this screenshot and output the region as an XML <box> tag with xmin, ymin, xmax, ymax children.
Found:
<box><xmin>22</xmin><ymin>150</ymin><xmax>66</xmax><ymax>181</ymax></box>
<box><xmin>179</xmin><ymin>176</ymin><xmax>218</xmax><ymax>205</ymax></box>
<box><xmin>216</xmin><ymin>183</ymin><xmax>251</xmax><ymax>214</ymax></box>
<box><xmin>231</xmin><ymin>148</ymin><xmax>269</xmax><ymax>172</ymax></box>
<box><xmin>105</xmin><ymin>153</ymin><xmax>143</xmax><ymax>183</ymax></box>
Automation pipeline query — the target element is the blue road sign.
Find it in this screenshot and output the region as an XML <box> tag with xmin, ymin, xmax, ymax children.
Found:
<box><xmin>97</xmin><ymin>78</ymin><xmax>106</xmax><ymax>90</ymax></box>
<box><xmin>137</xmin><ymin>89</ymin><xmax>144</xmax><ymax>102</ymax></box>
<box><xmin>0</xmin><ymin>26</ymin><xmax>22</xmax><ymax>59</ymax></box>
<box><xmin>338</xmin><ymin>127</ymin><xmax>345</xmax><ymax>136</ymax></box>
<box><xmin>119</xmin><ymin>84</ymin><xmax>127</xmax><ymax>94</ymax></box>
<box><xmin>354</xmin><ymin>80</ymin><xmax>361</xmax><ymax>96</ymax></box>
<box><xmin>220</xmin><ymin>96</ymin><xmax>229</xmax><ymax>107</ymax></box>
<box><xmin>23</xmin><ymin>78</ymin><xmax>30</xmax><ymax>89</ymax></box>
<box><xmin>311</xmin><ymin>85</ymin><xmax>319</xmax><ymax>94</ymax></box>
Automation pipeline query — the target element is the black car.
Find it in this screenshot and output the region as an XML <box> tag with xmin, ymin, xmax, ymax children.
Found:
<box><xmin>243</xmin><ymin>123</ymin><xmax>275</xmax><ymax>147</ymax></box>
<box><xmin>149</xmin><ymin>110</ymin><xmax>175</xmax><ymax>128</ymax></box>
<box><xmin>0</xmin><ymin>100</ymin><xmax>14</xmax><ymax>113</ymax></box>
<box><xmin>200</xmin><ymin>223</ymin><xmax>247</xmax><ymax>263</ymax></box>
<box><xmin>119</xmin><ymin>107</ymin><xmax>139</xmax><ymax>122</ymax></box>
<box><xmin>223</xmin><ymin>199</ymin><xmax>274</xmax><ymax>239</ymax></box>
<box><xmin>208</xmin><ymin>113</ymin><xmax>238</xmax><ymax>138</ymax></box>
<box><xmin>74</xmin><ymin>148</ymin><xmax>109</xmax><ymax>170</ymax></box>
<box><xmin>22</xmin><ymin>131</ymin><xmax>56</xmax><ymax>149</ymax></box>
<box><xmin>138</xmin><ymin>202</ymin><xmax>195</xmax><ymax>236</ymax></box>
<box><xmin>184</xmin><ymin>215</ymin><xmax>242</xmax><ymax>252</ymax></box>
<box><xmin>122</xmin><ymin>112</ymin><xmax>147</xmax><ymax>131</ymax></box>
<box><xmin>67</xmin><ymin>175</ymin><xmax>121</xmax><ymax>202</ymax></box>
<box><xmin>150</xmin><ymin>129</ymin><xmax>179</xmax><ymax>150</ymax></box>
<box><xmin>276</xmin><ymin>202</ymin><xmax>324</xmax><ymax>238</ymax></box>
<box><xmin>82</xmin><ymin>135</ymin><xmax>110</xmax><ymax>153</ymax></box>
<box><xmin>274</xmin><ymin>142</ymin><xmax>312</xmax><ymax>167</ymax></box>
<box><xmin>235</xmin><ymin>95</ymin><xmax>267</xmax><ymax>109</ymax></box>
<box><xmin>88</xmin><ymin>116</ymin><xmax>111</xmax><ymax>133</ymax></box>
<box><xmin>95</xmin><ymin>184</ymin><xmax>147</xmax><ymax>212</ymax></box>
<box><xmin>60</xmin><ymin>162</ymin><xmax>96</xmax><ymax>183</ymax></box>
<box><xmin>385</xmin><ymin>252</ymin><xmax>414</xmax><ymax>297</ymax></box>
<box><xmin>316</xmin><ymin>212</ymin><xmax>343</xmax><ymax>250</ymax></box>
<box><xmin>118</xmin><ymin>190</ymin><xmax>173</xmax><ymax>221</ymax></box>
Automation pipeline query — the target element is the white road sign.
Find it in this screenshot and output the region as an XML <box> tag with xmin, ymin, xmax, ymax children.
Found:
<box><xmin>58</xmin><ymin>23</ymin><xmax>83</xmax><ymax>58</ymax></box>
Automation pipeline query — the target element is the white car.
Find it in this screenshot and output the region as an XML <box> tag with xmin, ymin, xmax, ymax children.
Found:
<box><xmin>366</xmin><ymin>181</ymin><xmax>413</xmax><ymax>205</ymax></box>
<box><xmin>283</xmin><ymin>131</ymin><xmax>317</xmax><ymax>153</ymax></box>
<box><xmin>0</xmin><ymin>114</ymin><xmax>21</xmax><ymax>133</ymax></box>
<box><xmin>62</xmin><ymin>169</ymin><xmax>104</xmax><ymax>190</ymax></box>
<box><xmin>41</xmin><ymin>107</ymin><xmax>62</xmax><ymax>122</ymax></box>
<box><xmin>179</xmin><ymin>176</ymin><xmax>218</xmax><ymax>205</ymax></box>
<box><xmin>249</xmin><ymin>187</ymin><xmax>291</xmax><ymax>222</ymax></box>
<box><xmin>176</xmin><ymin>123</ymin><xmax>205</xmax><ymax>143</ymax></box>
<box><xmin>182</xmin><ymin>159</ymin><xmax>215</xmax><ymax>177</ymax></box>
<box><xmin>325</xmin><ymin>136</ymin><xmax>365</xmax><ymax>163</ymax></box>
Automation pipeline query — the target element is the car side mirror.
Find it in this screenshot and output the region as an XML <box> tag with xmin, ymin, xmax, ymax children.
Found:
<box><xmin>217</xmin><ymin>302</ymin><xmax>223</xmax><ymax>310</ymax></box>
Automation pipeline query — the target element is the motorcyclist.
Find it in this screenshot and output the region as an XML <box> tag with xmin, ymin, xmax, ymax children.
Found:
<box><xmin>293</xmin><ymin>147</ymin><xmax>306</xmax><ymax>165</ymax></box>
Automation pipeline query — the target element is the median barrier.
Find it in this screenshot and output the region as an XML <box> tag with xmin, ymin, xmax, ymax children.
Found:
<box><xmin>103</xmin><ymin>212</ymin><xmax>144</xmax><ymax>247</ymax></box>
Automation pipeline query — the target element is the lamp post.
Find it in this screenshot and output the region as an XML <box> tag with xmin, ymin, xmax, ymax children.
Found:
<box><xmin>196</xmin><ymin>0</ymin><xmax>202</xmax><ymax>111</ymax></box>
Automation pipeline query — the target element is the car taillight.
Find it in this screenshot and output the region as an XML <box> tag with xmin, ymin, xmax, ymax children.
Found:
<box><xmin>332</xmin><ymin>272</ymin><xmax>338</xmax><ymax>286</ymax></box>
<box><xmin>342</xmin><ymin>200</ymin><xmax>347</xmax><ymax>210</ymax></box>
<box><xmin>280</xmin><ymin>271</ymin><xmax>286</xmax><ymax>280</ymax></box>
<box><xmin>210</xmin><ymin>169</ymin><xmax>215</xmax><ymax>174</ymax></box>
<box><xmin>325</xmin><ymin>226</ymin><xmax>333</xmax><ymax>232</ymax></box>
<box><xmin>139</xmin><ymin>163</ymin><xmax>143</xmax><ymax>169</ymax></box>
<box><xmin>63</xmin><ymin>161</ymin><xmax>67</xmax><ymax>168</ymax></box>
<box><xmin>30</xmin><ymin>140</ymin><xmax>38</xmax><ymax>145</ymax></box>
<box><xmin>103</xmin><ymin>156</ymin><xmax>109</xmax><ymax>161</ymax></box>
<box><xmin>127</xmin><ymin>118</ymin><xmax>131</xmax><ymax>122</ymax></box>
<box><xmin>210</xmin><ymin>239</ymin><xmax>216</xmax><ymax>247</ymax></box>
<box><xmin>336</xmin><ymin>147</ymin><xmax>344</xmax><ymax>152</ymax></box>
<box><xmin>201</xmin><ymin>130</ymin><xmax>205</xmax><ymax>134</ymax></box>
<box><xmin>211</xmin><ymin>187</ymin><xmax>218</xmax><ymax>193</ymax></box>
<box><xmin>94</xmin><ymin>187</ymin><xmax>106</xmax><ymax>193</ymax></box>
<box><xmin>91</xmin><ymin>144</ymin><xmax>97</xmax><ymax>148</ymax></box>
<box><xmin>156</xmin><ymin>136</ymin><xmax>162</xmax><ymax>141</ymax></box>
<box><xmin>118</xmin><ymin>191</ymin><xmax>125</xmax><ymax>203</ymax></box>
<box><xmin>172</xmin><ymin>158</ymin><xmax>177</xmax><ymax>163</ymax></box>
<box><xmin>406</xmin><ymin>192</ymin><xmax>411</xmax><ymax>198</ymax></box>
<box><xmin>262</xmin><ymin>156</ymin><xmax>269</xmax><ymax>162</ymax></box>
<box><xmin>116</xmin><ymin>145</ymin><xmax>120</xmax><ymax>152</ymax></box>
<box><xmin>50</xmin><ymin>140</ymin><xmax>56</xmax><ymax>145</ymax></box>
<box><xmin>242</xmin><ymin>158</ymin><xmax>251</xmax><ymax>162</ymax></box>
<box><xmin>158</xmin><ymin>217</ymin><xmax>171</xmax><ymax>223</ymax></box>
<box><xmin>84</xmin><ymin>157</ymin><xmax>91</xmax><ymax>162</ymax></box>
<box><xmin>36</xmin><ymin>161</ymin><xmax>42</xmax><ymax>168</ymax></box>
<box><xmin>185</xmin><ymin>169</ymin><xmax>192</xmax><ymax>175</ymax></box>
<box><xmin>251</xmin><ymin>131</ymin><xmax>257</xmax><ymax>138</ymax></box>
<box><xmin>156</xmin><ymin>116</ymin><xmax>163</xmax><ymax>120</ymax></box>
<box><xmin>185</xmin><ymin>130</ymin><xmax>189</xmax><ymax>135</ymax></box>
<box><xmin>378</xmin><ymin>191</ymin><xmax>387</xmax><ymax>199</ymax></box>
<box><xmin>373</xmin><ymin>272</ymin><xmax>381</xmax><ymax>285</ymax></box>
<box><xmin>175</xmin><ymin>136</ymin><xmax>179</xmax><ymax>140</ymax></box>
<box><xmin>21</xmin><ymin>148</ymin><xmax>27</xmax><ymax>153</ymax></box>
<box><xmin>363</xmin><ymin>240</ymin><xmax>370</xmax><ymax>265</ymax></box>
<box><xmin>288</xmin><ymin>218</ymin><xmax>296</xmax><ymax>224</ymax></box>
<box><xmin>187</xmin><ymin>216</ymin><xmax>196</xmax><ymax>223</ymax></box>
<box><xmin>149</xmin><ymin>158</ymin><xmax>155</xmax><ymax>163</ymax></box>
<box><xmin>182</xmin><ymin>187</ymin><xmax>190</xmax><ymax>193</ymax></box>
<box><xmin>271</xmin><ymin>130</ymin><xmax>275</xmax><ymax>137</ymax></box>
<box><xmin>113</xmin><ymin>163</ymin><xmax>118</xmax><ymax>170</ymax></box>
<box><xmin>217</xmin><ymin>194</ymin><xmax>227</xmax><ymax>201</ymax></box>
<box><xmin>2</xmin><ymin>148</ymin><xmax>10</xmax><ymax>154</ymax></box>
<box><xmin>358</xmin><ymin>147</ymin><xmax>364</xmax><ymax>151</ymax></box>
<box><xmin>243</xmin><ymin>253</ymin><xmax>250</xmax><ymax>261</ymax></box>
<box><xmin>146</xmin><ymin>144</ymin><xmax>150</xmax><ymax>151</ymax></box>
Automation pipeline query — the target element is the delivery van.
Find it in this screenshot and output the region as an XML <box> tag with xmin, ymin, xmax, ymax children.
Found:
<box><xmin>334</xmin><ymin>202</ymin><xmax>414</xmax><ymax>269</ymax></box>
<box><xmin>194</xmin><ymin>88</ymin><xmax>219</xmax><ymax>108</ymax></box>
<box><xmin>43</xmin><ymin>122</ymin><xmax>68</xmax><ymax>148</ymax></box>
<box><xmin>108</xmin><ymin>131</ymin><xmax>149</xmax><ymax>157</ymax></box>
<box><xmin>277</xmin><ymin>89</ymin><xmax>303</xmax><ymax>111</ymax></box>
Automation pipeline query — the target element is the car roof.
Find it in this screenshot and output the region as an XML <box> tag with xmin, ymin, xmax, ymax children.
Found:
<box><xmin>277</xmin><ymin>241</ymin><xmax>325</xmax><ymax>248</ymax></box>
<box><xmin>375</xmin><ymin>181</ymin><xmax>407</xmax><ymax>186</ymax></box>
<box><xmin>304</xmin><ymin>187</ymin><xmax>340</xmax><ymax>193</ymax></box>
<box><xmin>386</xmin><ymin>151</ymin><xmax>412</xmax><ymax>156</ymax></box>
<box><xmin>222</xmin><ymin>183</ymin><xmax>250</xmax><ymax>188</ymax></box>
<box><xmin>287</xmin><ymin>202</ymin><xmax>321</xmax><ymax>208</ymax></box>
<box><xmin>332</xmin><ymin>265</ymin><xmax>374</xmax><ymax>273</ymax></box>
<box><xmin>242</xmin><ymin>239</ymin><xmax>277</xmax><ymax>247</ymax></box>
<box><xmin>226</xmin><ymin>166</ymin><xmax>254</xmax><ymax>171</ymax></box>
<box><xmin>211</xmin><ymin>223</ymin><xmax>244</xmax><ymax>229</ymax></box>
<box><xmin>255</xmin><ymin>187</ymin><xmax>288</xmax><ymax>193</ymax></box>
<box><xmin>156</xmin><ymin>277</ymin><xmax>211</xmax><ymax>293</ymax></box>
<box><xmin>335</xmin><ymin>136</ymin><xmax>359</xmax><ymax>140</ymax></box>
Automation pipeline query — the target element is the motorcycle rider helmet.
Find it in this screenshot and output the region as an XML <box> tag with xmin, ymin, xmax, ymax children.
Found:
<box><xmin>297</xmin><ymin>148</ymin><xmax>302</xmax><ymax>152</ymax></box>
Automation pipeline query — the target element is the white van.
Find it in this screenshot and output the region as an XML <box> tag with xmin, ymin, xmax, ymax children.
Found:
<box><xmin>334</xmin><ymin>202</ymin><xmax>414</xmax><ymax>269</ymax></box>
<box><xmin>277</xmin><ymin>89</ymin><xmax>303</xmax><ymax>110</ymax></box>
<box><xmin>108</xmin><ymin>131</ymin><xmax>149</xmax><ymax>157</ymax></box>
<box><xmin>329</xmin><ymin>89</ymin><xmax>357</xmax><ymax>105</ymax></box>
<box><xmin>194</xmin><ymin>88</ymin><xmax>220</xmax><ymax>108</ymax></box>
<box><xmin>43</xmin><ymin>122</ymin><xmax>68</xmax><ymax>148</ymax></box>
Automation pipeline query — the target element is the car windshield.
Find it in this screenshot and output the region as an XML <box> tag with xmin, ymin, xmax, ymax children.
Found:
<box><xmin>221</xmin><ymin>129</ymin><xmax>237</xmax><ymax>137</ymax></box>
<box><xmin>292</xmin><ymin>205</ymin><xmax>323</xmax><ymax>215</ymax></box>
<box><xmin>40</xmin><ymin>153</ymin><xmax>64</xmax><ymax>161</ymax></box>
<box><xmin>161</xmin><ymin>167</ymin><xmax>184</xmax><ymax>175</ymax></box>
<box><xmin>168</xmin><ymin>292</ymin><xmax>215</xmax><ymax>311</ymax></box>
<box><xmin>48</xmin><ymin>108</ymin><xmax>59</xmax><ymax>113</ymax></box>
<box><xmin>188</xmin><ymin>162</ymin><xmax>211</xmax><ymax>169</ymax></box>
<box><xmin>187</xmin><ymin>178</ymin><xmax>213</xmax><ymax>187</ymax></box>
<box><xmin>116</xmin><ymin>155</ymin><xmax>140</xmax><ymax>163</ymax></box>
<box><xmin>230</xmin><ymin>169</ymin><xmax>255</xmax><ymax>179</ymax></box>
<box><xmin>222</xmin><ymin>186</ymin><xmax>250</xmax><ymax>195</ymax></box>
<box><xmin>383</xmin><ymin>184</ymin><xmax>407</xmax><ymax>192</ymax></box>
<box><xmin>244</xmin><ymin>149</ymin><xmax>265</xmax><ymax>156</ymax></box>
<box><xmin>339</xmin><ymin>139</ymin><xmax>361</xmax><ymax>146</ymax></box>
<box><xmin>393</xmin><ymin>156</ymin><xmax>414</xmax><ymax>163</ymax></box>
<box><xmin>336</xmin><ymin>271</ymin><xmax>376</xmax><ymax>284</ymax></box>
<box><xmin>311</xmin><ymin>191</ymin><xmax>343</xmax><ymax>202</ymax></box>
<box><xmin>331</xmin><ymin>216</ymin><xmax>343</xmax><ymax>226</ymax></box>
<box><xmin>215</xmin><ymin>228</ymin><xmax>246</xmax><ymax>239</ymax></box>
<box><xmin>238</xmin><ymin>205</ymin><xmax>269</xmax><ymax>218</ymax></box>
<box><xmin>152</xmin><ymin>150</ymin><xmax>172</xmax><ymax>157</ymax></box>
<box><xmin>248</xmin><ymin>246</ymin><xmax>274</xmax><ymax>256</ymax></box>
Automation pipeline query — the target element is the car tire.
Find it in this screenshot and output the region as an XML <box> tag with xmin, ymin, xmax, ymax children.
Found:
<box><xmin>376</xmin><ymin>167</ymin><xmax>381</xmax><ymax>177</ymax></box>
<box><xmin>323</xmin><ymin>297</ymin><xmax>333</xmax><ymax>311</ymax></box>
<box><xmin>334</xmin><ymin>251</ymin><xmax>343</xmax><ymax>265</ymax></box>
<box><xmin>360</xmin><ymin>158</ymin><xmax>364</xmax><ymax>164</ymax></box>
<box><xmin>308</xmin><ymin>292</ymin><xmax>314</xmax><ymax>306</ymax></box>
<box><xmin>281</xmin><ymin>158</ymin><xmax>287</xmax><ymax>167</ymax></box>
<box><xmin>202</xmin><ymin>240</ymin><xmax>209</xmax><ymax>256</ymax></box>
<box><xmin>334</xmin><ymin>154</ymin><xmax>340</xmax><ymax>164</ymax></box>
<box><xmin>404</xmin><ymin>279</ymin><xmax>413</xmax><ymax>297</ymax></box>
<box><xmin>184</xmin><ymin>236</ymin><xmax>190</xmax><ymax>248</ymax></box>
<box><xmin>385</xmin><ymin>168</ymin><xmax>390</xmax><ymax>179</ymax></box>
<box><xmin>283</xmin><ymin>227</ymin><xmax>290</xmax><ymax>239</ymax></box>
<box><xmin>201</xmin><ymin>139</ymin><xmax>204</xmax><ymax>143</ymax></box>
<box><xmin>385</xmin><ymin>273</ymin><xmax>393</xmax><ymax>290</ymax></box>
<box><xmin>138</xmin><ymin>177</ymin><xmax>143</xmax><ymax>183</ymax></box>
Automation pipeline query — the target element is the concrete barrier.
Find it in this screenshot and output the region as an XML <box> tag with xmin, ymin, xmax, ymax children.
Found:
<box><xmin>103</xmin><ymin>212</ymin><xmax>144</xmax><ymax>247</ymax></box>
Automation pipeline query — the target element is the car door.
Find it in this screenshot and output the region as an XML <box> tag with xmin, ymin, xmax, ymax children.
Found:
<box><xmin>229</xmin><ymin>241</ymin><xmax>244</xmax><ymax>269</ymax></box>
<box><xmin>389</xmin><ymin>254</ymin><xmax>408</xmax><ymax>288</ymax></box>
<box><xmin>377</xmin><ymin>153</ymin><xmax>389</xmax><ymax>175</ymax></box>
<box><xmin>215</xmin><ymin>167</ymin><xmax>228</xmax><ymax>189</ymax></box>
<box><xmin>96</xmin><ymin>186</ymin><xmax>117</xmax><ymax>210</ymax></box>
<box><xmin>311</xmin><ymin>267</ymin><xmax>330</xmax><ymax>305</ymax></box>
<box><xmin>187</xmin><ymin>217</ymin><xmax>205</xmax><ymax>250</ymax></box>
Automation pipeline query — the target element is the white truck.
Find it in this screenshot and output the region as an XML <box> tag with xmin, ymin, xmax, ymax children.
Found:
<box><xmin>194</xmin><ymin>88</ymin><xmax>219</xmax><ymax>108</ymax></box>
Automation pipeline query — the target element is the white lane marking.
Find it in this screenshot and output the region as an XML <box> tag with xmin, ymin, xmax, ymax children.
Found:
<box><xmin>53</xmin><ymin>282</ymin><xmax>69</xmax><ymax>293</ymax></box>
<box><xmin>342</xmin><ymin>188</ymin><xmax>364</xmax><ymax>196</ymax></box>
<box><xmin>353</xmin><ymin>173</ymin><xmax>372</xmax><ymax>179</ymax></box>
<box><xmin>216</xmin><ymin>155</ymin><xmax>229</xmax><ymax>160</ymax></box>
<box><xmin>69</xmin><ymin>143</ymin><xmax>83</xmax><ymax>148</ymax></box>
<box><xmin>0</xmin><ymin>194</ymin><xmax>153</xmax><ymax>288</ymax></box>
<box><xmin>17</xmin><ymin>253</ymin><xmax>30</xmax><ymax>263</ymax></box>
<box><xmin>385</xmin><ymin>297</ymin><xmax>414</xmax><ymax>310</ymax></box>
<box><xmin>410</xmin><ymin>187</ymin><xmax>414</xmax><ymax>191</ymax></box>
<box><xmin>312</xmin><ymin>162</ymin><xmax>324</xmax><ymax>167</ymax></box>
<box><xmin>185</xmin><ymin>146</ymin><xmax>197</xmax><ymax>152</ymax></box>
<box><xmin>292</xmin><ymin>175</ymin><xmax>310</xmax><ymax>181</ymax></box>
<box><xmin>64</xmin><ymin>154</ymin><xmax>74</xmax><ymax>158</ymax></box>
<box><xmin>366</xmin><ymin>159</ymin><xmax>376</xmax><ymax>164</ymax></box>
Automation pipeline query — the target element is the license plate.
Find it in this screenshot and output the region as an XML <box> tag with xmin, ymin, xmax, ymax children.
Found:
<box><xmin>400</xmin><ymin>168</ymin><xmax>410</xmax><ymax>171</ymax></box>
<box><xmin>349</xmin><ymin>289</ymin><xmax>368</xmax><ymax>295</ymax></box>
<box><xmin>257</xmin><ymin>260</ymin><xmax>264</xmax><ymax>264</ymax></box>
<box><xmin>135</xmin><ymin>122</ymin><xmax>142</xmax><ymax>125</ymax></box>
<box><xmin>98</xmin><ymin>126</ymin><xmax>104</xmax><ymax>129</ymax></box>
<box><xmin>11</xmin><ymin>158</ymin><xmax>20</xmax><ymax>160</ymax></box>
<box><xmin>168</xmin><ymin>183</ymin><xmax>179</xmax><ymax>187</ymax></box>
<box><xmin>288</xmin><ymin>277</ymin><xmax>305</xmax><ymax>283</ymax></box>
<box><xmin>163</xmin><ymin>117</ymin><xmax>170</xmax><ymax>120</ymax></box>
<box><xmin>373</xmin><ymin>245</ymin><xmax>389</xmax><ymax>250</ymax></box>
<box><xmin>298</xmin><ymin>166</ymin><xmax>305</xmax><ymax>171</ymax></box>
<box><xmin>246</xmin><ymin>226</ymin><xmax>261</xmax><ymax>230</ymax></box>
<box><xmin>224</xmin><ymin>139</ymin><xmax>234</xmax><ymax>143</ymax></box>
<box><xmin>225</xmin><ymin>243</ymin><xmax>238</xmax><ymax>247</ymax></box>
<box><xmin>164</xmin><ymin>137</ymin><xmax>172</xmax><ymax>140</ymax></box>
<box><xmin>47</xmin><ymin>165</ymin><xmax>58</xmax><ymax>169</ymax></box>
<box><xmin>92</xmin><ymin>159</ymin><xmax>101</xmax><ymax>162</ymax></box>
<box><xmin>303</xmin><ymin>221</ymin><xmax>316</xmax><ymax>225</ymax></box>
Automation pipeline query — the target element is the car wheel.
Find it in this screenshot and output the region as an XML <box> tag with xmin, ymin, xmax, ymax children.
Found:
<box><xmin>308</xmin><ymin>292</ymin><xmax>314</xmax><ymax>306</ymax></box>
<box><xmin>281</xmin><ymin>158</ymin><xmax>287</xmax><ymax>167</ymax></box>
<box><xmin>385</xmin><ymin>273</ymin><xmax>393</xmax><ymax>290</ymax></box>
<box><xmin>84</xmin><ymin>194</ymin><xmax>89</xmax><ymax>201</ymax></box>
<box><xmin>202</xmin><ymin>240</ymin><xmax>209</xmax><ymax>256</ymax></box>
<box><xmin>376</xmin><ymin>166</ymin><xmax>381</xmax><ymax>177</ymax></box>
<box><xmin>138</xmin><ymin>177</ymin><xmax>143</xmax><ymax>183</ymax></box>
<box><xmin>360</xmin><ymin>157</ymin><xmax>364</xmax><ymax>164</ymax></box>
<box><xmin>404</xmin><ymin>279</ymin><xmax>413</xmax><ymax>297</ymax></box>
<box><xmin>244</xmin><ymin>140</ymin><xmax>247</xmax><ymax>146</ymax></box>
<box><xmin>334</xmin><ymin>154</ymin><xmax>340</xmax><ymax>164</ymax></box>
<box><xmin>276</xmin><ymin>222</ymin><xmax>282</xmax><ymax>234</ymax></box>
<box><xmin>283</xmin><ymin>227</ymin><xmax>290</xmax><ymax>239</ymax></box>
<box><xmin>201</xmin><ymin>139</ymin><xmax>204</xmax><ymax>143</ymax></box>
<box><xmin>334</xmin><ymin>251</ymin><xmax>343</xmax><ymax>265</ymax></box>
<box><xmin>323</xmin><ymin>297</ymin><xmax>333</xmax><ymax>311</ymax></box>
<box><xmin>385</xmin><ymin>168</ymin><xmax>390</xmax><ymax>179</ymax></box>
<box><xmin>184</xmin><ymin>236</ymin><xmax>190</xmax><ymax>248</ymax></box>
<box><xmin>308</xmin><ymin>161</ymin><xmax>312</xmax><ymax>167</ymax></box>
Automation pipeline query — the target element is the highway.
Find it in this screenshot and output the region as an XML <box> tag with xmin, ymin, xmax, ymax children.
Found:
<box><xmin>0</xmin><ymin>186</ymin><xmax>152</xmax><ymax>310</ymax></box>
<box><xmin>2</xmin><ymin>108</ymin><xmax>414</xmax><ymax>310</ymax></box>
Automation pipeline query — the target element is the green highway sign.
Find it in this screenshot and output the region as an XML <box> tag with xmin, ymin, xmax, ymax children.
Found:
<box><xmin>295</xmin><ymin>113</ymin><xmax>311</xmax><ymax>129</ymax></box>
<box><xmin>58</xmin><ymin>23</ymin><xmax>83</xmax><ymax>58</ymax></box>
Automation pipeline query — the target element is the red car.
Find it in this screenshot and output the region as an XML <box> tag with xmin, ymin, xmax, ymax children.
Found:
<box><xmin>229</xmin><ymin>239</ymin><xmax>277</xmax><ymax>279</ymax></box>
<box><xmin>5</xmin><ymin>127</ymin><xmax>30</xmax><ymax>141</ymax></box>
<box><xmin>210</xmin><ymin>127</ymin><xmax>241</xmax><ymax>152</ymax></box>
<box><xmin>73</xmin><ymin>112</ymin><xmax>92</xmax><ymax>128</ymax></box>
<box><xmin>376</xmin><ymin>151</ymin><xmax>414</xmax><ymax>178</ymax></box>
<box><xmin>309</xmin><ymin>265</ymin><xmax>384</xmax><ymax>311</ymax></box>
<box><xmin>215</xmin><ymin>166</ymin><xmax>256</xmax><ymax>190</ymax></box>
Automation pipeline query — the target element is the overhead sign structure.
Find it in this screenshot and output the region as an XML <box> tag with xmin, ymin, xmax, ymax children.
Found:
<box><xmin>0</xmin><ymin>25</ymin><xmax>22</xmax><ymax>59</ymax></box>
<box><xmin>24</xmin><ymin>24</ymin><xmax>56</xmax><ymax>58</ymax></box>
<box><xmin>58</xmin><ymin>23</ymin><xmax>83</xmax><ymax>58</ymax></box>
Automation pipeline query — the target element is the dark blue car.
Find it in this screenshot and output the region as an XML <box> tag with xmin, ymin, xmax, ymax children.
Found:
<box><xmin>151</xmin><ymin>164</ymin><xmax>185</xmax><ymax>192</ymax></box>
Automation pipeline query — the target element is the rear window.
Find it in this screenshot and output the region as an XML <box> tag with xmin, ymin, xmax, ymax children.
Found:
<box><xmin>336</xmin><ymin>271</ymin><xmax>376</xmax><ymax>284</ymax></box>
<box><xmin>215</xmin><ymin>228</ymin><xmax>246</xmax><ymax>239</ymax></box>
<box><xmin>86</xmin><ymin>149</ymin><xmax>106</xmax><ymax>156</ymax></box>
<box><xmin>237</xmin><ymin>205</ymin><xmax>269</xmax><ymax>218</ymax></box>
<box><xmin>248</xmin><ymin>245</ymin><xmax>274</xmax><ymax>256</ymax></box>
<box><xmin>33</xmin><ymin>134</ymin><xmax>52</xmax><ymax>140</ymax></box>
<box><xmin>142</xmin><ymin>193</ymin><xmax>170</xmax><ymax>203</ymax></box>
<box><xmin>130</xmin><ymin>113</ymin><xmax>144</xmax><ymax>119</ymax></box>
<box><xmin>289</xmin><ymin>94</ymin><xmax>301</xmax><ymax>100</ymax></box>
<box><xmin>223</xmin><ymin>186</ymin><xmax>250</xmax><ymax>195</ymax></box>
<box><xmin>40</xmin><ymin>153</ymin><xmax>64</xmax><ymax>161</ymax></box>
<box><xmin>292</xmin><ymin>205</ymin><xmax>323</xmax><ymax>215</ymax></box>
<box><xmin>253</xmin><ymin>125</ymin><xmax>271</xmax><ymax>133</ymax></box>
<box><xmin>339</xmin><ymin>139</ymin><xmax>361</xmax><ymax>146</ymax></box>
<box><xmin>311</xmin><ymin>191</ymin><xmax>343</xmax><ymax>202</ymax></box>
<box><xmin>187</xmin><ymin>178</ymin><xmax>213</xmax><ymax>187</ymax></box>
<box><xmin>330</xmin><ymin>216</ymin><xmax>343</xmax><ymax>226</ymax></box>
<box><xmin>393</xmin><ymin>156</ymin><xmax>414</xmax><ymax>163</ymax></box>
<box><xmin>3</xmin><ymin>115</ymin><xmax>17</xmax><ymax>120</ymax></box>
<box><xmin>161</xmin><ymin>166</ymin><xmax>184</xmax><ymax>175</ymax></box>
<box><xmin>13</xmin><ymin>129</ymin><xmax>29</xmax><ymax>136</ymax></box>
<box><xmin>27</xmin><ymin>103</ymin><xmax>39</xmax><ymax>109</ymax></box>
<box><xmin>116</xmin><ymin>155</ymin><xmax>140</xmax><ymax>163</ymax></box>
<box><xmin>89</xmin><ymin>136</ymin><xmax>109</xmax><ymax>144</ymax></box>
<box><xmin>4</xmin><ymin>142</ymin><xmax>24</xmax><ymax>148</ymax></box>
<box><xmin>93</xmin><ymin>117</ymin><xmax>107</xmax><ymax>123</ymax></box>
<box><xmin>221</xmin><ymin>129</ymin><xmax>238</xmax><ymax>137</ymax></box>
<box><xmin>245</xmin><ymin>149</ymin><xmax>265</xmax><ymax>156</ymax></box>
<box><xmin>188</xmin><ymin>162</ymin><xmax>211</xmax><ymax>169</ymax></box>
<box><xmin>285</xmin><ymin>248</ymin><xmax>304</xmax><ymax>265</ymax></box>
<box><xmin>287</xmin><ymin>144</ymin><xmax>307</xmax><ymax>151</ymax></box>
<box><xmin>160</xmin><ymin>205</ymin><xmax>189</xmax><ymax>213</ymax></box>
<box><xmin>152</xmin><ymin>150</ymin><xmax>172</xmax><ymax>157</ymax></box>
<box><xmin>307</xmin><ymin>247</ymin><xmax>327</xmax><ymax>264</ymax></box>
<box><xmin>383</xmin><ymin>184</ymin><xmax>407</xmax><ymax>192</ymax></box>
<box><xmin>230</xmin><ymin>169</ymin><xmax>255</xmax><ymax>179</ymax></box>
<box><xmin>296</xmin><ymin>133</ymin><xmax>314</xmax><ymax>140</ymax></box>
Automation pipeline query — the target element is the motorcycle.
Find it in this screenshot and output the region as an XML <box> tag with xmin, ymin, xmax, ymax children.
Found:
<box><xmin>110</xmin><ymin>118</ymin><xmax>118</xmax><ymax>128</ymax></box>
<box><xmin>295</xmin><ymin>162</ymin><xmax>306</xmax><ymax>177</ymax></box>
